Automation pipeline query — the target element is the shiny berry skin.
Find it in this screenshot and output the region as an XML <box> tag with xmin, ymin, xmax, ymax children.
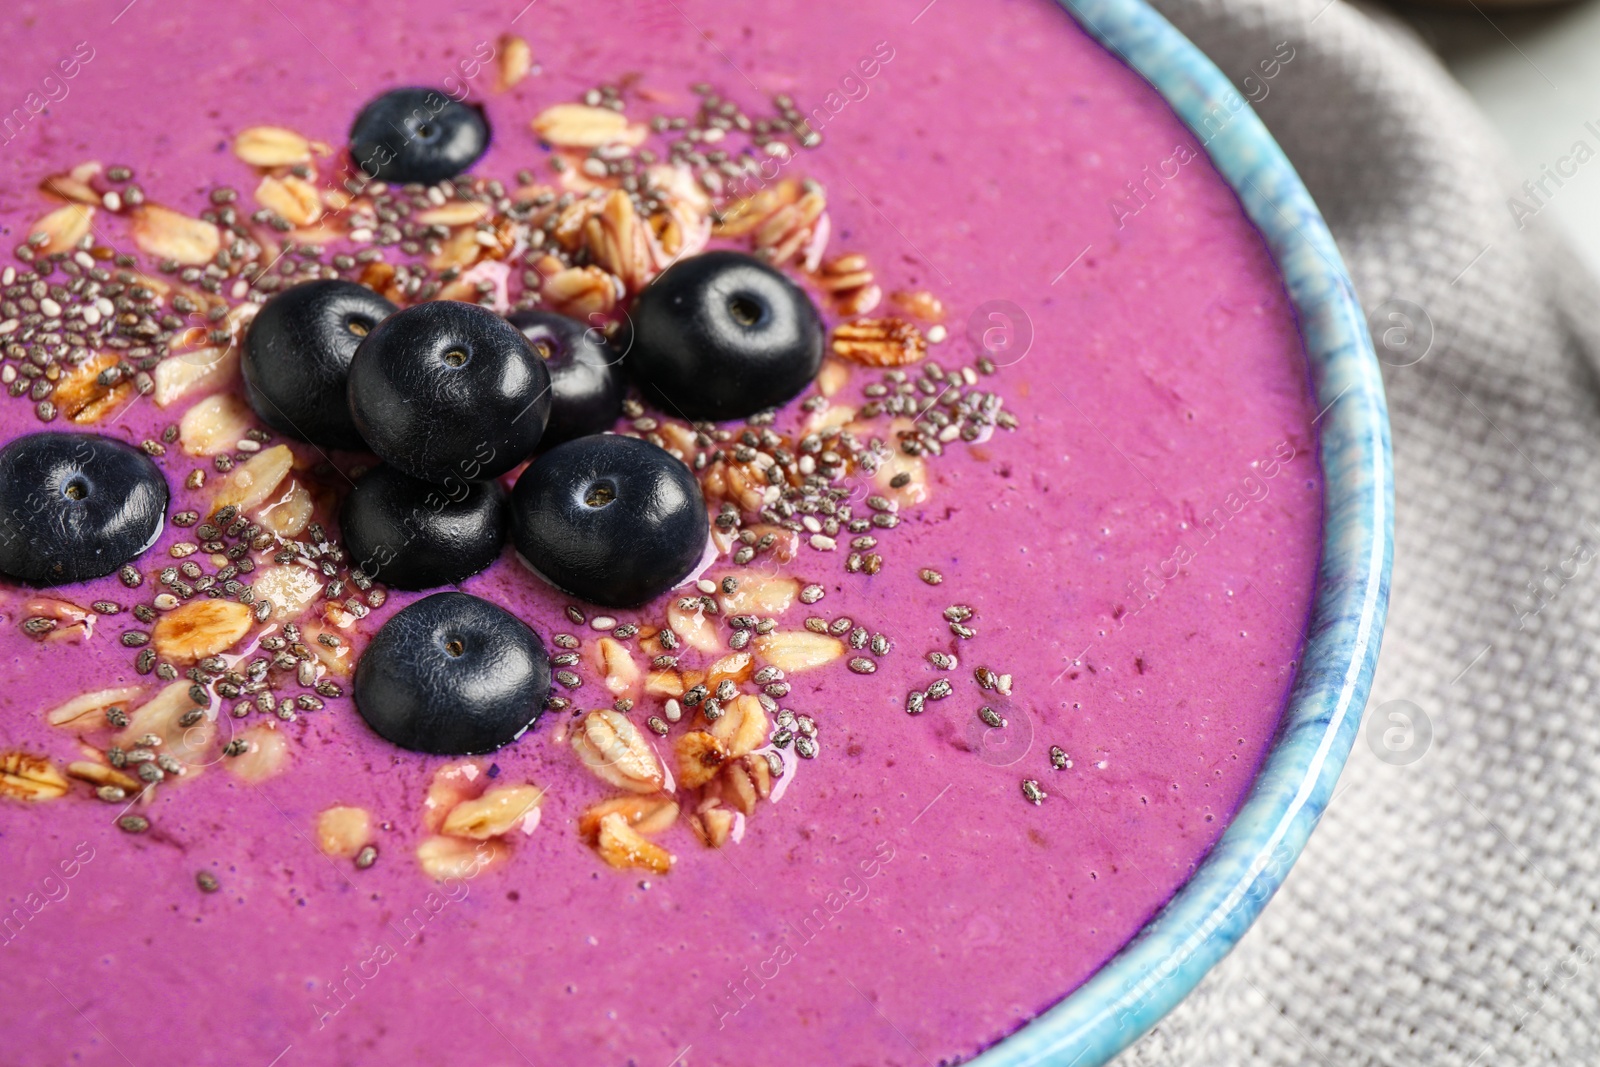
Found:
<box><xmin>506</xmin><ymin>310</ymin><xmax>626</xmax><ymax>446</ymax></box>
<box><xmin>509</xmin><ymin>435</ymin><xmax>708</xmax><ymax>608</ymax></box>
<box><xmin>348</xmin><ymin>88</ymin><xmax>490</xmax><ymax>185</ymax></box>
<box><xmin>340</xmin><ymin>466</ymin><xmax>506</xmax><ymax>590</ymax></box>
<box><xmin>242</xmin><ymin>280</ymin><xmax>397</xmax><ymax>450</ymax></box>
<box><xmin>347</xmin><ymin>301</ymin><xmax>552</xmax><ymax>484</ymax></box>
<box><xmin>353</xmin><ymin>591</ymin><xmax>550</xmax><ymax>755</ymax></box>
<box><xmin>0</xmin><ymin>433</ymin><xmax>168</xmax><ymax>586</ymax></box>
<box><xmin>621</xmin><ymin>250</ymin><xmax>823</xmax><ymax>421</ymax></box>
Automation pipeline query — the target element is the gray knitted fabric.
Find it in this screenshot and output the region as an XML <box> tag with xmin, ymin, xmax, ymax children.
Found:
<box><xmin>1119</xmin><ymin>1</ymin><xmax>1600</xmax><ymax>1063</ymax></box>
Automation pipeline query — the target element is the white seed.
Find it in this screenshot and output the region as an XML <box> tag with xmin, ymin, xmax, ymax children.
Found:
<box><xmin>809</xmin><ymin>534</ymin><xmax>837</xmax><ymax>552</ymax></box>
<box><xmin>590</xmin><ymin>615</ymin><xmax>618</xmax><ymax>631</ymax></box>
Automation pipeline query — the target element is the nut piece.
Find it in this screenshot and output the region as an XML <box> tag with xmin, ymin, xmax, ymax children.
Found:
<box><xmin>152</xmin><ymin>600</ymin><xmax>253</xmax><ymax>662</ymax></box>
<box><xmin>45</xmin><ymin>686</ymin><xmax>145</xmax><ymax>729</ymax></box>
<box><xmin>495</xmin><ymin>33</ymin><xmax>533</xmax><ymax>92</ymax></box>
<box><xmin>29</xmin><ymin>204</ymin><xmax>94</xmax><ymax>256</ymax></box>
<box><xmin>180</xmin><ymin>393</ymin><xmax>255</xmax><ymax>456</ymax></box>
<box><xmin>440</xmin><ymin>784</ymin><xmax>543</xmax><ymax>840</ymax></box>
<box><xmin>696</xmin><ymin>807</ymin><xmax>736</xmax><ymax>848</ymax></box>
<box><xmin>233</xmin><ymin>126</ymin><xmax>316</xmax><ymax>168</ymax></box>
<box><xmin>130</xmin><ymin>204</ymin><xmax>222</xmax><ymax>266</ymax></box>
<box><xmin>316</xmin><ymin>805</ymin><xmax>374</xmax><ymax>858</ymax></box>
<box><xmin>118</xmin><ymin>682</ymin><xmax>215</xmax><ymax>769</ymax></box>
<box><xmin>753</xmin><ymin>631</ymin><xmax>846</xmax><ymax>673</ymax></box>
<box><xmin>675</xmin><ymin>730</ymin><xmax>728</xmax><ymax>790</ymax></box>
<box><xmin>258</xmin><ymin>478</ymin><xmax>313</xmax><ymax>538</ymax></box>
<box><xmin>422</xmin><ymin>760</ymin><xmax>487</xmax><ymax>833</ymax></box>
<box><xmin>417</xmin><ymin>835</ymin><xmax>506</xmax><ymax>880</ymax></box>
<box><xmin>594</xmin><ymin>637</ymin><xmax>641</xmax><ymax>697</ymax></box>
<box><xmin>251</xmin><ymin>564</ymin><xmax>322</xmax><ymax>623</ymax></box>
<box><xmin>255</xmin><ymin>175</ymin><xmax>323</xmax><ymax>227</ymax></box>
<box><xmin>594</xmin><ymin>812</ymin><xmax>673</xmax><ymax>874</ymax></box>
<box><xmin>211</xmin><ymin>443</ymin><xmax>294</xmax><ymax>515</ymax></box>
<box><xmin>719</xmin><ymin>573</ymin><xmax>799</xmax><ymax>617</ymax></box>
<box><xmin>577</xmin><ymin>795</ymin><xmax>680</xmax><ymax>841</ymax></box>
<box><xmin>0</xmin><ymin>752</ymin><xmax>69</xmax><ymax>802</ymax></box>
<box><xmin>709</xmin><ymin>694</ymin><xmax>769</xmax><ymax>758</ymax></box>
<box><xmin>540</xmin><ymin>264</ymin><xmax>619</xmax><ymax>319</ymax></box>
<box><xmin>227</xmin><ymin>725</ymin><xmax>290</xmax><ymax>783</ymax></box>
<box><xmin>416</xmin><ymin>201</ymin><xmax>492</xmax><ymax>227</ymax></box>
<box><xmin>572</xmin><ymin>710</ymin><xmax>665</xmax><ymax>794</ymax></box>
<box><xmin>666</xmin><ymin>596</ymin><xmax>722</xmax><ymax>653</ymax></box>
<box><xmin>54</xmin><ymin>353</ymin><xmax>132</xmax><ymax>424</ymax></box>
<box><xmin>830</xmin><ymin>316</ymin><xmax>927</xmax><ymax>367</ymax></box>
<box><xmin>152</xmin><ymin>346</ymin><xmax>240</xmax><ymax>408</ymax></box>
<box><xmin>66</xmin><ymin>760</ymin><xmax>141</xmax><ymax>793</ymax></box>
<box><xmin>531</xmin><ymin>103</ymin><xmax>647</xmax><ymax>148</ymax></box>
<box><xmin>889</xmin><ymin>289</ymin><xmax>947</xmax><ymax>322</ymax></box>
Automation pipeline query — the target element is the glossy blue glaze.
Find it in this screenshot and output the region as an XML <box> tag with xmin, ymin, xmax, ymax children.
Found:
<box><xmin>972</xmin><ymin>1</ymin><xmax>1394</xmax><ymax>1063</ymax></box>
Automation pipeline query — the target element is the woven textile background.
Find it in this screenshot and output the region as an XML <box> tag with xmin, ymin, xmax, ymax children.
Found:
<box><xmin>1122</xmin><ymin>1</ymin><xmax>1600</xmax><ymax>1062</ymax></box>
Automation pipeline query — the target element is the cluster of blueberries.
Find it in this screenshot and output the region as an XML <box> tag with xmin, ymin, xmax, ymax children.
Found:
<box><xmin>0</xmin><ymin>87</ymin><xmax>829</xmax><ymax>756</ymax></box>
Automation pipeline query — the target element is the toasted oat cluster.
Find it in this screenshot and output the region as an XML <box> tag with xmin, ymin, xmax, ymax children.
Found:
<box><xmin>1</xmin><ymin>44</ymin><xmax>1019</xmax><ymax>879</ymax></box>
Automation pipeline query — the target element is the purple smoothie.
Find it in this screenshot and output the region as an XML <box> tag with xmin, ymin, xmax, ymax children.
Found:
<box><xmin>0</xmin><ymin>1</ymin><xmax>1321</xmax><ymax>1064</ymax></box>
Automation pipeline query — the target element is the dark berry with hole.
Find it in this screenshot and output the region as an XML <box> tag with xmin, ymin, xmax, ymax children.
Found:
<box><xmin>509</xmin><ymin>434</ymin><xmax>707</xmax><ymax>608</ymax></box>
<box><xmin>348</xmin><ymin>300</ymin><xmax>552</xmax><ymax>484</ymax></box>
<box><xmin>348</xmin><ymin>87</ymin><xmax>490</xmax><ymax>185</ymax></box>
<box><xmin>340</xmin><ymin>465</ymin><xmax>506</xmax><ymax>590</ymax></box>
<box><xmin>353</xmin><ymin>591</ymin><xmax>549</xmax><ymax>754</ymax></box>
<box><xmin>0</xmin><ymin>433</ymin><xmax>168</xmax><ymax>586</ymax></box>
<box><xmin>242</xmin><ymin>280</ymin><xmax>397</xmax><ymax>450</ymax></box>
<box><xmin>506</xmin><ymin>310</ymin><xmax>626</xmax><ymax>446</ymax></box>
<box><xmin>621</xmin><ymin>250</ymin><xmax>823</xmax><ymax>421</ymax></box>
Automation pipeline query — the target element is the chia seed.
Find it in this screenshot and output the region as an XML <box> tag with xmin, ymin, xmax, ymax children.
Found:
<box><xmin>1021</xmin><ymin>779</ymin><xmax>1047</xmax><ymax>805</ymax></box>
<box><xmin>978</xmin><ymin>705</ymin><xmax>1006</xmax><ymax>728</ymax></box>
<box><xmin>926</xmin><ymin>679</ymin><xmax>954</xmax><ymax>701</ymax></box>
<box><xmin>794</xmin><ymin>735</ymin><xmax>818</xmax><ymax>759</ymax></box>
<box><xmin>354</xmin><ymin>845</ymin><xmax>379</xmax><ymax>869</ymax></box>
<box><xmin>196</xmin><ymin>870</ymin><xmax>220</xmax><ymax>893</ymax></box>
<box><xmin>1050</xmin><ymin>746</ymin><xmax>1070</xmax><ymax>769</ymax></box>
<box><xmin>118</xmin><ymin>814</ymin><xmax>149</xmax><ymax>834</ymax></box>
<box><xmin>848</xmin><ymin>657</ymin><xmax>876</xmax><ymax>675</ymax></box>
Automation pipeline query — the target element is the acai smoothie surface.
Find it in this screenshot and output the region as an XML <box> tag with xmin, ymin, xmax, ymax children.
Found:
<box><xmin>0</xmin><ymin>1</ymin><xmax>1322</xmax><ymax>1064</ymax></box>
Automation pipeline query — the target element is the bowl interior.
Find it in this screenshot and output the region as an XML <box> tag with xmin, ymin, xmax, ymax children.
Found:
<box><xmin>969</xmin><ymin>2</ymin><xmax>1393</xmax><ymax>1064</ymax></box>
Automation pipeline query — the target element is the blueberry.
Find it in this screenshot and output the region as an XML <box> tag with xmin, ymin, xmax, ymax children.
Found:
<box><xmin>506</xmin><ymin>310</ymin><xmax>626</xmax><ymax>446</ymax></box>
<box><xmin>510</xmin><ymin>434</ymin><xmax>708</xmax><ymax>608</ymax></box>
<box><xmin>0</xmin><ymin>433</ymin><xmax>167</xmax><ymax>586</ymax></box>
<box><xmin>622</xmin><ymin>250</ymin><xmax>823</xmax><ymax>421</ymax></box>
<box><xmin>353</xmin><ymin>591</ymin><xmax>549</xmax><ymax>755</ymax></box>
<box><xmin>348</xmin><ymin>88</ymin><xmax>490</xmax><ymax>185</ymax></box>
<box><xmin>348</xmin><ymin>300</ymin><xmax>552</xmax><ymax>484</ymax></box>
<box><xmin>340</xmin><ymin>465</ymin><xmax>506</xmax><ymax>590</ymax></box>
<box><xmin>242</xmin><ymin>280</ymin><xmax>397</xmax><ymax>450</ymax></box>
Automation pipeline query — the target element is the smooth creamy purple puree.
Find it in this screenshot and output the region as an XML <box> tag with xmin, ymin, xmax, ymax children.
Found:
<box><xmin>0</xmin><ymin>1</ymin><xmax>1321</xmax><ymax>1064</ymax></box>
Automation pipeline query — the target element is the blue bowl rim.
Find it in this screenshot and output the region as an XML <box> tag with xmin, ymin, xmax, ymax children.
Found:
<box><xmin>969</xmin><ymin>1</ymin><xmax>1395</xmax><ymax>1064</ymax></box>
